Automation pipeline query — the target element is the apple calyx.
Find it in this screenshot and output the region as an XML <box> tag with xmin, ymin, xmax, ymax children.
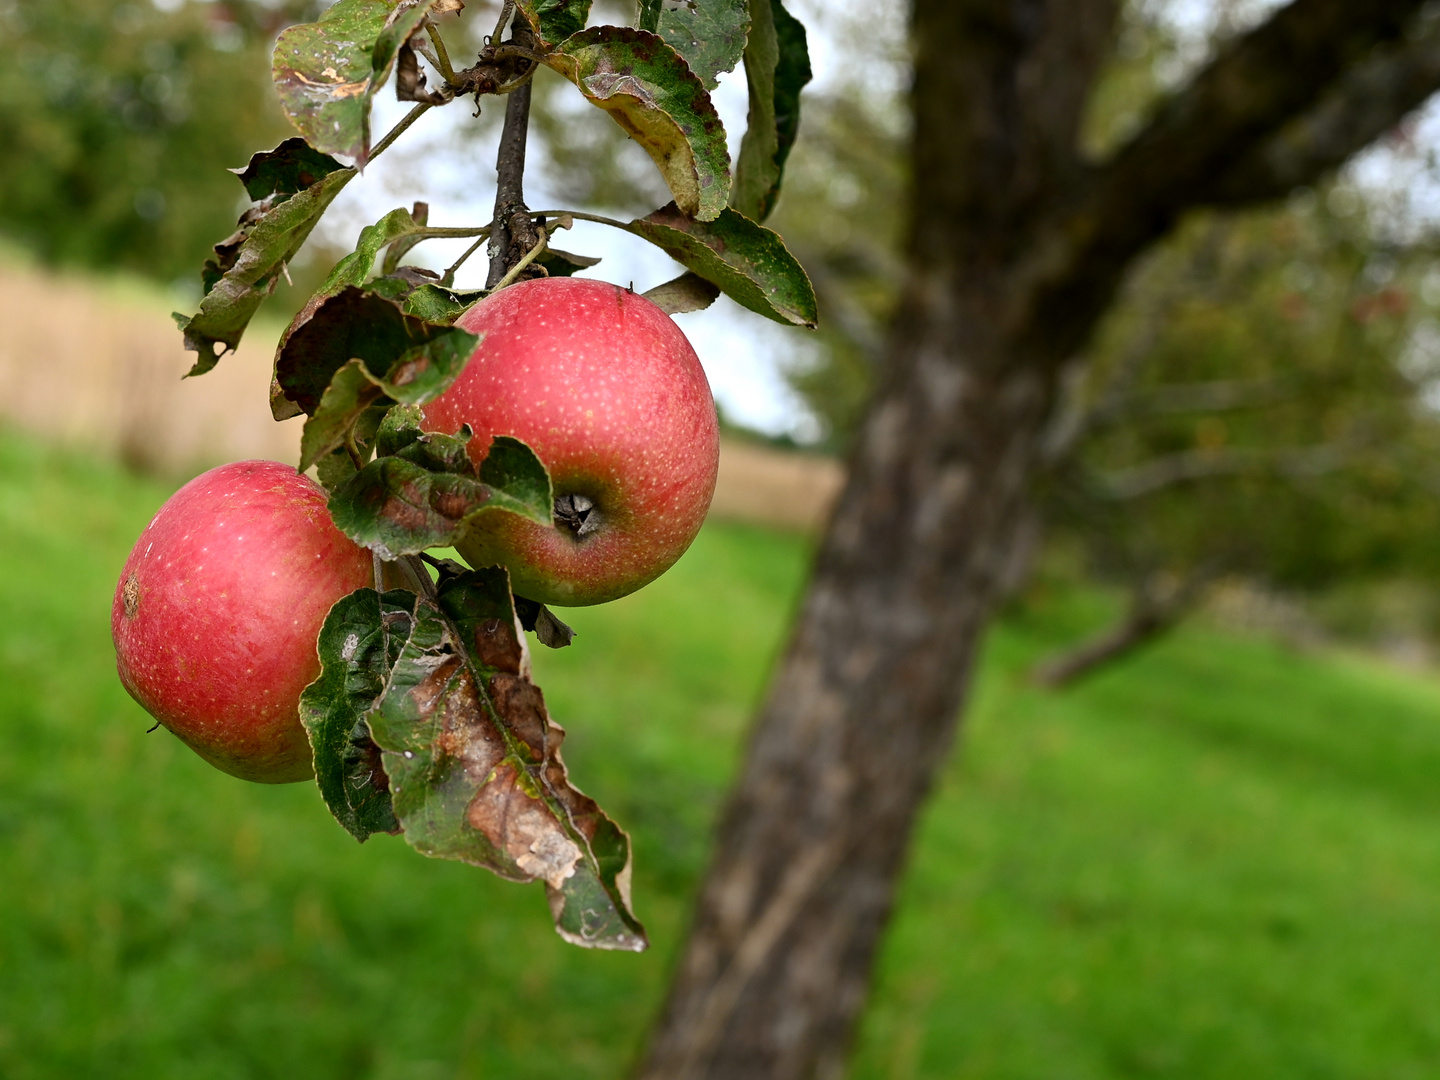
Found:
<box><xmin>554</xmin><ymin>492</ymin><xmax>602</xmax><ymax>537</ymax></box>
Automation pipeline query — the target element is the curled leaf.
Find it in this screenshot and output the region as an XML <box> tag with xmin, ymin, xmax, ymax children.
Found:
<box><xmin>546</xmin><ymin>26</ymin><xmax>729</xmax><ymax>220</ymax></box>
<box><xmin>300</xmin><ymin>588</ymin><xmax>408</xmax><ymax>842</ymax></box>
<box><xmin>643</xmin><ymin>271</ymin><xmax>720</xmax><ymax>314</ymax></box>
<box><xmin>175</xmin><ymin>151</ymin><xmax>355</xmax><ymax>374</ymax></box>
<box><xmin>628</xmin><ymin>203</ymin><xmax>816</xmax><ymax>326</ymax></box>
<box><xmin>731</xmin><ymin>0</ymin><xmax>811</xmax><ymax>221</ymax></box>
<box><xmin>514</xmin><ymin>595</ymin><xmax>577</xmax><ymax>648</ymax></box>
<box><xmin>359</xmin><ymin>568</ymin><xmax>646</xmax><ymax>949</ymax></box>
<box><xmin>232</xmin><ymin>137</ymin><xmax>349</xmax><ymax>201</ymax></box>
<box><xmin>273</xmin><ymin>286</ymin><xmax>477</xmax><ymax>420</ymax></box>
<box><xmin>537</xmin><ymin>247</ymin><xmax>602</xmax><ymax>277</ymax></box>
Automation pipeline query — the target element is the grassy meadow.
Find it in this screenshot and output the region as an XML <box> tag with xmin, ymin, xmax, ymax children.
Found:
<box><xmin>1</xmin><ymin>429</ymin><xmax>1439</xmax><ymax>1078</ymax></box>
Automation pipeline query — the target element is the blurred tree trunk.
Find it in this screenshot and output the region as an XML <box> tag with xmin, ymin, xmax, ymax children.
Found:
<box><xmin>640</xmin><ymin>2</ymin><xmax>1440</xmax><ymax>1077</ymax></box>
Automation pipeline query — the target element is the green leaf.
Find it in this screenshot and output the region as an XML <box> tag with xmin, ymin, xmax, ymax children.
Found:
<box><xmin>627</xmin><ymin>203</ymin><xmax>816</xmax><ymax>326</ymax></box>
<box><xmin>175</xmin><ymin>163</ymin><xmax>355</xmax><ymax>374</ymax></box>
<box><xmin>301</xmin><ymin>361</ymin><xmax>387</xmax><ymax>473</ymax></box>
<box><xmin>272</xmin><ymin>0</ymin><xmax>445</xmax><ymax>163</ymax></box>
<box><xmin>478</xmin><ymin>435</ymin><xmax>554</xmax><ymax>520</ymax></box>
<box><xmin>327</xmin><ymin>408</ymin><xmax>552</xmax><ymax>559</ymax></box>
<box><xmin>400</xmin><ymin>282</ymin><xmax>485</xmax><ymax>323</ymax></box>
<box><xmin>318</xmin><ymin>206</ymin><xmax>430</xmax><ymax>296</ymax></box>
<box><xmin>730</xmin><ymin>0</ymin><xmax>811</xmax><ymax>221</ymax></box>
<box><xmin>375</xmin><ymin>402</ymin><xmax>428</xmax><ymax>458</ymax></box>
<box><xmin>298</xmin><ymin>326</ymin><xmax>481</xmax><ymax>473</ymax></box>
<box><xmin>546</xmin><ymin>26</ymin><xmax>729</xmax><ymax>221</ymax></box>
<box><xmin>362</xmin><ymin>569</ymin><xmax>646</xmax><ymax>949</ymax></box>
<box><xmin>299</xmin><ymin>588</ymin><xmax>406</xmax><ymax>842</ymax></box>
<box><xmin>515</xmin><ymin>0</ymin><xmax>590</xmax><ymax>47</ymax></box>
<box><xmin>382</xmin><ymin>202</ymin><xmax>430</xmax><ymax>275</ymax></box>
<box><xmin>272</xmin><ymin>286</ymin><xmax>478</xmax><ymax>419</ymax></box>
<box><xmin>643</xmin><ymin>0</ymin><xmax>749</xmax><ymax>91</ymax></box>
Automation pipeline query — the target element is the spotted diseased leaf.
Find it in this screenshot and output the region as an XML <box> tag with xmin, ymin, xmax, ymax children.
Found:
<box><xmin>360</xmin><ymin>568</ymin><xmax>645</xmax><ymax>949</ymax></box>
<box><xmin>628</xmin><ymin>203</ymin><xmax>815</xmax><ymax>326</ymax></box>
<box><xmin>640</xmin><ymin>0</ymin><xmax>748</xmax><ymax>90</ymax></box>
<box><xmin>272</xmin><ymin>286</ymin><xmax>478</xmax><ymax>422</ymax></box>
<box><xmin>515</xmin><ymin>0</ymin><xmax>590</xmax><ymax>47</ymax></box>
<box><xmin>299</xmin><ymin>589</ymin><xmax>409</xmax><ymax>841</ymax></box>
<box><xmin>175</xmin><ymin>158</ymin><xmax>355</xmax><ymax>374</ymax></box>
<box><xmin>272</xmin><ymin>0</ymin><xmax>448</xmax><ymax>164</ymax></box>
<box><xmin>327</xmin><ymin>407</ymin><xmax>552</xmax><ymax>558</ymax></box>
<box><xmin>731</xmin><ymin>0</ymin><xmax>810</xmax><ymax>221</ymax></box>
<box><xmin>546</xmin><ymin>26</ymin><xmax>729</xmax><ymax>220</ymax></box>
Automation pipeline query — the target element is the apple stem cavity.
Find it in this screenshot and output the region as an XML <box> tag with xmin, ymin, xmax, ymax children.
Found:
<box><xmin>554</xmin><ymin>493</ymin><xmax>602</xmax><ymax>538</ymax></box>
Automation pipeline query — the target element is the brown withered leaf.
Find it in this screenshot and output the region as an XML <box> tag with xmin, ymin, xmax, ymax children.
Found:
<box><xmin>358</xmin><ymin>568</ymin><xmax>646</xmax><ymax>949</ymax></box>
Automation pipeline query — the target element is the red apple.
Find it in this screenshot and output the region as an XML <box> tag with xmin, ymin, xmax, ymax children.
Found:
<box><xmin>112</xmin><ymin>460</ymin><xmax>374</xmax><ymax>783</ymax></box>
<box><xmin>421</xmin><ymin>276</ymin><xmax>720</xmax><ymax>606</ymax></box>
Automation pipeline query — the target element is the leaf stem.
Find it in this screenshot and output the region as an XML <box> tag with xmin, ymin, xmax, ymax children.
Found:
<box><xmin>493</xmin><ymin>61</ymin><xmax>541</xmax><ymax>95</ymax></box>
<box><xmin>528</xmin><ymin>209</ymin><xmax>632</xmax><ymax>231</ymax></box>
<box><xmin>412</xmin><ymin>226</ymin><xmax>492</xmax><ymax>239</ymax></box>
<box><xmin>489</xmin><ymin>0</ymin><xmax>516</xmax><ymax>44</ymax></box>
<box><xmin>344</xmin><ymin>427</ymin><xmax>366</xmax><ymax>471</ymax></box>
<box><xmin>426</xmin><ymin>24</ymin><xmax>458</xmax><ymax>84</ymax></box>
<box><xmin>368</xmin><ymin>103</ymin><xmax>431</xmax><ymax>164</ymax></box>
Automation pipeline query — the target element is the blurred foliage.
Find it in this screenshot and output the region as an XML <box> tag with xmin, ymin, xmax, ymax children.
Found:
<box><xmin>0</xmin><ymin>0</ymin><xmax>323</xmax><ymax>283</ymax></box>
<box><xmin>766</xmin><ymin>90</ymin><xmax>905</xmax><ymax>450</ymax></box>
<box><xmin>1047</xmin><ymin>199</ymin><xmax>1440</xmax><ymax>598</ymax></box>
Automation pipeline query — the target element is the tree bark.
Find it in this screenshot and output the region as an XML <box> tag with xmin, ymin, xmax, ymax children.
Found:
<box><xmin>486</xmin><ymin>16</ymin><xmax>538</xmax><ymax>288</ymax></box>
<box><xmin>640</xmin><ymin>2</ymin><xmax>1440</xmax><ymax>1077</ymax></box>
<box><xmin>1029</xmin><ymin>571</ymin><xmax>1212</xmax><ymax>688</ymax></box>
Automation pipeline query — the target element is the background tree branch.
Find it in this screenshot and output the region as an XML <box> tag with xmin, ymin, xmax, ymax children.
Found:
<box><xmin>1019</xmin><ymin>0</ymin><xmax>1438</xmax><ymax>362</ymax></box>
<box><xmin>1210</xmin><ymin>11</ymin><xmax>1440</xmax><ymax>204</ymax></box>
<box><xmin>1030</xmin><ymin>567</ymin><xmax>1218</xmax><ymax>687</ymax></box>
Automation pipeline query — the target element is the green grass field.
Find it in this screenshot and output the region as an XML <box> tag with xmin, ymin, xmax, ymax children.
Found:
<box><xmin>2</xmin><ymin>430</ymin><xmax>1439</xmax><ymax>1079</ymax></box>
